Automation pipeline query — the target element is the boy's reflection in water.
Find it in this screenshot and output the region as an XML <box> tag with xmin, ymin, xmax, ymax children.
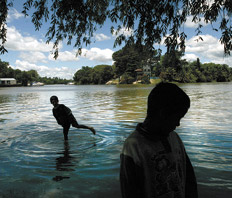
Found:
<box><xmin>52</xmin><ymin>141</ymin><xmax>96</xmax><ymax>182</ymax></box>
<box><xmin>53</xmin><ymin>141</ymin><xmax>75</xmax><ymax>182</ymax></box>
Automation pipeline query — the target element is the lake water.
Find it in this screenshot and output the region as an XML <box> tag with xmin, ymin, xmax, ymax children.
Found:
<box><xmin>0</xmin><ymin>83</ymin><xmax>231</xmax><ymax>198</ymax></box>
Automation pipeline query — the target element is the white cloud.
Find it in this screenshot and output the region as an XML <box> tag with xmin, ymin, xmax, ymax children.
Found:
<box><xmin>182</xmin><ymin>53</ymin><xmax>199</xmax><ymax>62</ymax></box>
<box><xmin>19</xmin><ymin>51</ymin><xmax>47</xmax><ymax>63</ymax></box>
<box><xmin>48</xmin><ymin>51</ymin><xmax>80</xmax><ymax>62</ymax></box>
<box><xmin>12</xmin><ymin>60</ymin><xmax>76</xmax><ymax>79</ymax></box>
<box><xmin>5</xmin><ymin>26</ymin><xmax>53</xmax><ymax>52</ymax></box>
<box><xmin>4</xmin><ymin>25</ymin><xmax>113</xmax><ymax>67</ymax></box>
<box><xmin>48</xmin><ymin>47</ymin><xmax>114</xmax><ymax>63</ymax></box>
<box><xmin>7</xmin><ymin>8</ymin><xmax>24</xmax><ymax>22</ymax></box>
<box><xmin>81</xmin><ymin>48</ymin><xmax>114</xmax><ymax>63</ymax></box>
<box><xmin>94</xmin><ymin>33</ymin><xmax>111</xmax><ymax>41</ymax></box>
<box><xmin>112</xmin><ymin>27</ymin><xmax>134</xmax><ymax>37</ymax></box>
<box><xmin>185</xmin><ymin>34</ymin><xmax>232</xmax><ymax>66</ymax></box>
<box><xmin>186</xmin><ymin>34</ymin><xmax>222</xmax><ymax>54</ymax></box>
<box><xmin>13</xmin><ymin>60</ymin><xmax>49</xmax><ymax>73</ymax></box>
<box><xmin>184</xmin><ymin>16</ymin><xmax>208</xmax><ymax>28</ymax></box>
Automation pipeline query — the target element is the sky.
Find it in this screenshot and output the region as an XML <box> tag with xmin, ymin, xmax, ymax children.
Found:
<box><xmin>1</xmin><ymin>1</ymin><xmax>232</xmax><ymax>80</ymax></box>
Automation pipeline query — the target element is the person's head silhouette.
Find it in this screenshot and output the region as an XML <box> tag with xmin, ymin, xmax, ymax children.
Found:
<box><xmin>145</xmin><ymin>82</ymin><xmax>190</xmax><ymax>135</ymax></box>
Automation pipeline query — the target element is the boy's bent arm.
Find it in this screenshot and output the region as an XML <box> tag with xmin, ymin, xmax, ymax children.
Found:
<box><xmin>53</xmin><ymin>110</ymin><xmax>62</xmax><ymax>125</ymax></box>
<box><xmin>120</xmin><ymin>154</ymin><xmax>144</xmax><ymax>198</ymax></box>
<box><xmin>185</xmin><ymin>153</ymin><xmax>198</xmax><ymax>198</ymax></box>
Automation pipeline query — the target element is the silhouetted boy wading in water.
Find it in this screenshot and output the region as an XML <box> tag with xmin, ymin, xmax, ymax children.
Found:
<box><xmin>50</xmin><ymin>96</ymin><xmax>96</xmax><ymax>140</ymax></box>
<box><xmin>120</xmin><ymin>82</ymin><xmax>198</xmax><ymax>198</ymax></box>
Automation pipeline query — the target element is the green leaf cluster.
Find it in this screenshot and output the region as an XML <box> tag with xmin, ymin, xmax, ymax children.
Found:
<box><xmin>1</xmin><ymin>0</ymin><xmax>232</xmax><ymax>57</ymax></box>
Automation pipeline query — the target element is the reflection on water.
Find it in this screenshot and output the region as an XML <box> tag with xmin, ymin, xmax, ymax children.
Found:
<box><xmin>55</xmin><ymin>141</ymin><xmax>75</xmax><ymax>173</ymax></box>
<box><xmin>114</xmin><ymin>86</ymin><xmax>149</xmax><ymax>123</ymax></box>
<box><xmin>0</xmin><ymin>83</ymin><xmax>232</xmax><ymax>198</ymax></box>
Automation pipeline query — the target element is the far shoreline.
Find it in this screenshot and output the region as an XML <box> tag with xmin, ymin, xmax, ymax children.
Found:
<box><xmin>1</xmin><ymin>80</ymin><xmax>232</xmax><ymax>88</ymax></box>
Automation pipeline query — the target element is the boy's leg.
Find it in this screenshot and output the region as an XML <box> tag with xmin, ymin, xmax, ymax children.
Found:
<box><xmin>63</xmin><ymin>125</ymin><xmax>70</xmax><ymax>140</ymax></box>
<box><xmin>69</xmin><ymin>114</ymin><xmax>96</xmax><ymax>135</ymax></box>
<box><xmin>72</xmin><ymin>122</ymin><xmax>96</xmax><ymax>135</ymax></box>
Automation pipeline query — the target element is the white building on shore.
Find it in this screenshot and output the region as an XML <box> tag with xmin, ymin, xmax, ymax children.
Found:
<box><xmin>0</xmin><ymin>78</ymin><xmax>17</xmax><ymax>85</ymax></box>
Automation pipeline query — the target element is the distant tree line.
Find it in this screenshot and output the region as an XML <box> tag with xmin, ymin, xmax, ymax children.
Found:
<box><xmin>73</xmin><ymin>65</ymin><xmax>114</xmax><ymax>85</ymax></box>
<box><xmin>153</xmin><ymin>51</ymin><xmax>232</xmax><ymax>83</ymax></box>
<box><xmin>74</xmin><ymin>45</ymin><xmax>232</xmax><ymax>85</ymax></box>
<box><xmin>73</xmin><ymin>45</ymin><xmax>160</xmax><ymax>85</ymax></box>
<box><xmin>74</xmin><ymin>44</ymin><xmax>231</xmax><ymax>85</ymax></box>
<box><xmin>37</xmin><ymin>76</ymin><xmax>70</xmax><ymax>85</ymax></box>
<box><xmin>0</xmin><ymin>59</ymin><xmax>70</xmax><ymax>86</ymax></box>
<box><xmin>101</xmin><ymin>44</ymin><xmax>232</xmax><ymax>84</ymax></box>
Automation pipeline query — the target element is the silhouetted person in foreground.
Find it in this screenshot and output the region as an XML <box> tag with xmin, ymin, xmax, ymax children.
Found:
<box><xmin>120</xmin><ymin>82</ymin><xmax>198</xmax><ymax>198</ymax></box>
<box><xmin>50</xmin><ymin>96</ymin><xmax>96</xmax><ymax>140</ymax></box>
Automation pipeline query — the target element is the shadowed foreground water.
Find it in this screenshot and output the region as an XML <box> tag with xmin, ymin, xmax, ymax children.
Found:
<box><xmin>0</xmin><ymin>83</ymin><xmax>231</xmax><ymax>198</ymax></box>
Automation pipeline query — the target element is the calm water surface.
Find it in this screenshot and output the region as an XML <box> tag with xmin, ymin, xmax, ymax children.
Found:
<box><xmin>0</xmin><ymin>83</ymin><xmax>231</xmax><ymax>198</ymax></box>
